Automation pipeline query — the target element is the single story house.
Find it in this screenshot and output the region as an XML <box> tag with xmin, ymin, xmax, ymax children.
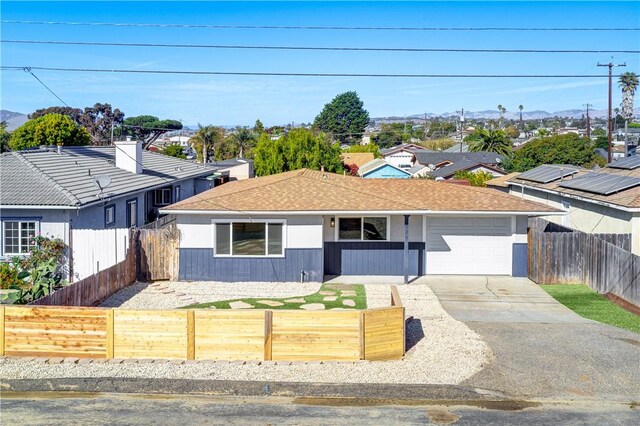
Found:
<box><xmin>357</xmin><ymin>159</ymin><xmax>412</xmax><ymax>179</ymax></box>
<box><xmin>0</xmin><ymin>141</ymin><xmax>251</xmax><ymax>262</ymax></box>
<box><xmin>160</xmin><ymin>168</ymin><xmax>561</xmax><ymax>283</ymax></box>
<box><xmin>487</xmin><ymin>159</ymin><xmax>640</xmax><ymax>255</ymax></box>
<box><xmin>380</xmin><ymin>143</ymin><xmax>431</xmax><ymax>168</ymax></box>
<box><xmin>412</xmin><ymin>151</ymin><xmax>506</xmax><ymax>171</ymax></box>
<box><xmin>429</xmin><ymin>159</ymin><xmax>507</xmax><ymax>180</ymax></box>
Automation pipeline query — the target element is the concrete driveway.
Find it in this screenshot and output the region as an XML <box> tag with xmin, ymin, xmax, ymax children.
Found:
<box><xmin>426</xmin><ymin>276</ymin><xmax>640</xmax><ymax>403</ymax></box>
<box><xmin>427</xmin><ymin>276</ymin><xmax>591</xmax><ymax>323</ymax></box>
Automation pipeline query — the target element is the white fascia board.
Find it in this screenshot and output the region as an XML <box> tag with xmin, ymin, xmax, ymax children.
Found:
<box><xmin>508</xmin><ymin>182</ymin><xmax>640</xmax><ymax>213</ymax></box>
<box><xmin>160</xmin><ymin>209</ymin><xmax>564</xmax><ymax>216</ymax></box>
<box><xmin>0</xmin><ymin>205</ymin><xmax>80</xmax><ymax>210</ymax></box>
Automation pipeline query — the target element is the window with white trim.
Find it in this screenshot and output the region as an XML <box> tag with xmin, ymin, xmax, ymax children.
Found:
<box><xmin>104</xmin><ymin>205</ymin><xmax>116</xmax><ymax>227</ymax></box>
<box><xmin>215</xmin><ymin>221</ymin><xmax>284</xmax><ymax>256</ymax></box>
<box><xmin>338</xmin><ymin>217</ymin><xmax>388</xmax><ymax>241</ymax></box>
<box><xmin>154</xmin><ymin>187</ymin><xmax>172</xmax><ymax>206</ymax></box>
<box><xmin>3</xmin><ymin>221</ymin><xmax>37</xmax><ymax>255</ymax></box>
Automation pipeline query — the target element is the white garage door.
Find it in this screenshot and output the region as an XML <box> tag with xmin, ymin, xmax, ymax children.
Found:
<box><xmin>426</xmin><ymin>217</ymin><xmax>512</xmax><ymax>275</ymax></box>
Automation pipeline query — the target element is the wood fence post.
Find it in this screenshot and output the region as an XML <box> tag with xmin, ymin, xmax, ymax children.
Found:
<box><xmin>187</xmin><ymin>310</ymin><xmax>195</xmax><ymax>360</ymax></box>
<box><xmin>106</xmin><ymin>309</ymin><xmax>114</xmax><ymax>359</ymax></box>
<box><xmin>359</xmin><ymin>311</ymin><xmax>365</xmax><ymax>360</ymax></box>
<box><xmin>264</xmin><ymin>310</ymin><xmax>272</xmax><ymax>361</ymax></box>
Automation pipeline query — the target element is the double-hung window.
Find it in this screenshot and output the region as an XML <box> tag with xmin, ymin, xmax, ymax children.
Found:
<box><xmin>214</xmin><ymin>221</ymin><xmax>284</xmax><ymax>257</ymax></box>
<box><xmin>3</xmin><ymin>221</ymin><xmax>38</xmax><ymax>255</ymax></box>
<box><xmin>338</xmin><ymin>217</ymin><xmax>388</xmax><ymax>241</ymax></box>
<box><xmin>126</xmin><ymin>199</ymin><xmax>138</xmax><ymax>228</ymax></box>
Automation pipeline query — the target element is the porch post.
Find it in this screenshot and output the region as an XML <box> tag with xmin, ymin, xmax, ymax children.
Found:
<box><xmin>403</xmin><ymin>214</ymin><xmax>410</xmax><ymax>284</ymax></box>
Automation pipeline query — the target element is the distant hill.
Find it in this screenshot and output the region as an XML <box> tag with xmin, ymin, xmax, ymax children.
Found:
<box><xmin>1</xmin><ymin>110</ymin><xmax>28</xmax><ymax>131</ymax></box>
<box><xmin>374</xmin><ymin>107</ymin><xmax>640</xmax><ymax>122</ymax></box>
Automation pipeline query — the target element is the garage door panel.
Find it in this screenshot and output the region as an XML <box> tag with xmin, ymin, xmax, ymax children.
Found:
<box><xmin>426</xmin><ymin>218</ymin><xmax>512</xmax><ymax>275</ymax></box>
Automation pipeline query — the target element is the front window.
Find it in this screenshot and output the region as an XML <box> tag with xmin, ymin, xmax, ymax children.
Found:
<box><xmin>338</xmin><ymin>217</ymin><xmax>388</xmax><ymax>241</ymax></box>
<box><xmin>215</xmin><ymin>221</ymin><xmax>284</xmax><ymax>256</ymax></box>
<box><xmin>3</xmin><ymin>221</ymin><xmax>37</xmax><ymax>255</ymax></box>
<box><xmin>154</xmin><ymin>188</ymin><xmax>172</xmax><ymax>206</ymax></box>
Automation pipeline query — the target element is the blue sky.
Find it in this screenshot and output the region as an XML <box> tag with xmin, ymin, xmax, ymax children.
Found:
<box><xmin>2</xmin><ymin>1</ymin><xmax>639</xmax><ymax>126</ymax></box>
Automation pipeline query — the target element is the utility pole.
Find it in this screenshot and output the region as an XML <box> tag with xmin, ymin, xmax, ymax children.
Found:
<box><xmin>584</xmin><ymin>103</ymin><xmax>592</xmax><ymax>140</ymax></box>
<box><xmin>456</xmin><ymin>108</ymin><xmax>465</xmax><ymax>152</ymax></box>
<box><xmin>597</xmin><ymin>61</ymin><xmax>626</xmax><ymax>163</ymax></box>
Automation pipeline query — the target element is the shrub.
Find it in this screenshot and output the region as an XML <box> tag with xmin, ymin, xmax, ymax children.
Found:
<box><xmin>0</xmin><ymin>262</ymin><xmax>26</xmax><ymax>289</ymax></box>
<box><xmin>453</xmin><ymin>170</ymin><xmax>495</xmax><ymax>187</ymax></box>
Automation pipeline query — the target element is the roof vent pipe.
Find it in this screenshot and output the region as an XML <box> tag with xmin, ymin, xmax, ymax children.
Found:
<box><xmin>57</xmin><ymin>145</ymin><xmax>62</xmax><ymax>155</ymax></box>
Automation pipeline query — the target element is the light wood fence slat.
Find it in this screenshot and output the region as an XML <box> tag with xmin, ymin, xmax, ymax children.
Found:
<box><xmin>528</xmin><ymin>220</ymin><xmax>640</xmax><ymax>308</ymax></box>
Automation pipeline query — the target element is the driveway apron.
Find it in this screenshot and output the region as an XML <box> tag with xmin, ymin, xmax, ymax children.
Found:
<box><xmin>427</xmin><ymin>276</ymin><xmax>640</xmax><ymax>402</ymax></box>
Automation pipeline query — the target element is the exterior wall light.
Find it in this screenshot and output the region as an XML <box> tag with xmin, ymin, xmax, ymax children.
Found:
<box><xmin>330</xmin><ymin>217</ymin><xmax>335</xmax><ymax>228</ymax></box>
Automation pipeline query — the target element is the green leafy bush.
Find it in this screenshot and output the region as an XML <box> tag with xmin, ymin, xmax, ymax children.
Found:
<box><xmin>453</xmin><ymin>170</ymin><xmax>495</xmax><ymax>187</ymax></box>
<box><xmin>0</xmin><ymin>262</ymin><xmax>27</xmax><ymax>289</ymax></box>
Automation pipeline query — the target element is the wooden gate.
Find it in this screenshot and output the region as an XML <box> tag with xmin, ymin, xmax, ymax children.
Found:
<box><xmin>137</xmin><ymin>224</ymin><xmax>180</xmax><ymax>281</ymax></box>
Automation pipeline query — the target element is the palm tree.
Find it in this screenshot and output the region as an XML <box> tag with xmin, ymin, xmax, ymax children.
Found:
<box><xmin>518</xmin><ymin>105</ymin><xmax>524</xmax><ymax>128</ymax></box>
<box><xmin>468</xmin><ymin>129</ymin><xmax>512</xmax><ymax>156</ymax></box>
<box><xmin>190</xmin><ymin>124</ymin><xmax>223</xmax><ymax>164</ymax></box>
<box><xmin>232</xmin><ymin>126</ymin><xmax>257</xmax><ymax>158</ymax></box>
<box><xmin>619</xmin><ymin>72</ymin><xmax>639</xmax><ymax>153</ymax></box>
<box><xmin>497</xmin><ymin>104</ymin><xmax>507</xmax><ymax>128</ymax></box>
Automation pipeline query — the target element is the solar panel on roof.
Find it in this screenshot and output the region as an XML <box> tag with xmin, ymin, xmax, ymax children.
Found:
<box><xmin>558</xmin><ymin>172</ymin><xmax>640</xmax><ymax>195</ymax></box>
<box><xmin>518</xmin><ymin>165</ymin><xmax>579</xmax><ymax>183</ymax></box>
<box><xmin>607</xmin><ymin>156</ymin><xmax>640</xmax><ymax>170</ymax></box>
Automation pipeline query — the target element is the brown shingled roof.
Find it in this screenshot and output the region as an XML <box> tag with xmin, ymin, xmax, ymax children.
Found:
<box><xmin>340</xmin><ymin>152</ymin><xmax>375</xmax><ymax>168</ymax></box>
<box><xmin>165</xmin><ymin>168</ymin><xmax>560</xmax><ymax>213</ymax></box>
<box><xmin>486</xmin><ymin>172</ymin><xmax>521</xmax><ymax>188</ymax></box>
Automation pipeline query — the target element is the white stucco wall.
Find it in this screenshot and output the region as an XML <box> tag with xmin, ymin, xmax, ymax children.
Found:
<box><xmin>509</xmin><ymin>186</ymin><xmax>639</xmax><ymax>254</ymax></box>
<box><xmin>383</xmin><ymin>152</ymin><xmax>415</xmax><ymax>168</ymax></box>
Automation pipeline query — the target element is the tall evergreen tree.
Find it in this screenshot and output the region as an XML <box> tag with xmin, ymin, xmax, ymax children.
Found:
<box><xmin>313</xmin><ymin>91</ymin><xmax>369</xmax><ymax>144</ymax></box>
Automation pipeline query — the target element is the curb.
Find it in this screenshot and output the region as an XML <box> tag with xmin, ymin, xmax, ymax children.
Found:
<box><xmin>0</xmin><ymin>378</ymin><xmax>503</xmax><ymax>401</ymax></box>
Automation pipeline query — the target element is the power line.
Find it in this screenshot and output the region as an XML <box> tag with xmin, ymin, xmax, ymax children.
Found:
<box><xmin>4</xmin><ymin>39</ymin><xmax>639</xmax><ymax>54</ymax></box>
<box><xmin>22</xmin><ymin>67</ymin><xmax>70</xmax><ymax>107</ymax></box>
<box><xmin>1</xmin><ymin>66</ymin><xmax>625</xmax><ymax>79</ymax></box>
<box><xmin>2</xmin><ymin>20</ymin><xmax>639</xmax><ymax>31</ymax></box>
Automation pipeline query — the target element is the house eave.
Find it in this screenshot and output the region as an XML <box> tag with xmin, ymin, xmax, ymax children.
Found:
<box><xmin>508</xmin><ymin>181</ymin><xmax>640</xmax><ymax>213</ymax></box>
<box><xmin>160</xmin><ymin>208</ymin><xmax>564</xmax><ymax>216</ymax></box>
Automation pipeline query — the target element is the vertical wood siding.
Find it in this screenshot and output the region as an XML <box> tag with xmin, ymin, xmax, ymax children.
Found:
<box><xmin>323</xmin><ymin>242</ymin><xmax>425</xmax><ymax>276</ymax></box>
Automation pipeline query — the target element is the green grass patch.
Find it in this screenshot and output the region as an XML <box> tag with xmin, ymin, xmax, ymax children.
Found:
<box><xmin>541</xmin><ymin>284</ymin><xmax>640</xmax><ymax>334</ymax></box>
<box><xmin>180</xmin><ymin>283</ymin><xmax>367</xmax><ymax>310</ymax></box>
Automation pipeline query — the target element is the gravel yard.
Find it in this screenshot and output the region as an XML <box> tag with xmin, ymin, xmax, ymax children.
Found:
<box><xmin>1</xmin><ymin>283</ymin><xmax>491</xmax><ymax>385</ymax></box>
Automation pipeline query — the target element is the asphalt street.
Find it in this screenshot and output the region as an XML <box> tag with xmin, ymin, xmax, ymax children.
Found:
<box><xmin>2</xmin><ymin>392</ymin><xmax>639</xmax><ymax>426</ymax></box>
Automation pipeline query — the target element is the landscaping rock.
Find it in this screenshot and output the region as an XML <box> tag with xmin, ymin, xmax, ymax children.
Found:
<box><xmin>300</xmin><ymin>303</ymin><xmax>326</xmax><ymax>310</ymax></box>
<box><xmin>284</xmin><ymin>298</ymin><xmax>306</xmax><ymax>303</ymax></box>
<box><xmin>341</xmin><ymin>291</ymin><xmax>357</xmax><ymax>297</ymax></box>
<box><xmin>323</xmin><ymin>296</ymin><xmax>338</xmax><ymax>302</ymax></box>
<box><xmin>255</xmin><ymin>300</ymin><xmax>284</xmax><ymax>307</ymax></box>
<box><xmin>229</xmin><ymin>301</ymin><xmax>254</xmax><ymax>309</ymax></box>
<box><xmin>319</xmin><ymin>291</ymin><xmax>335</xmax><ymax>296</ymax></box>
<box><xmin>342</xmin><ymin>299</ymin><xmax>356</xmax><ymax>307</ymax></box>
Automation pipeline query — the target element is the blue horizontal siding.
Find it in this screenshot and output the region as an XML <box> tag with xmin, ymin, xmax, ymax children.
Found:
<box><xmin>512</xmin><ymin>243</ymin><xmax>528</xmax><ymax>277</ymax></box>
<box><xmin>179</xmin><ymin>248</ymin><xmax>323</xmax><ymax>282</ymax></box>
<box><xmin>324</xmin><ymin>242</ymin><xmax>425</xmax><ymax>276</ymax></box>
<box><xmin>363</xmin><ymin>165</ymin><xmax>411</xmax><ymax>179</ymax></box>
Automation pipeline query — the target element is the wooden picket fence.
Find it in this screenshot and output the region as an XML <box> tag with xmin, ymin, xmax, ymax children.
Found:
<box><xmin>31</xmin><ymin>230</ymin><xmax>137</xmax><ymax>307</ymax></box>
<box><xmin>528</xmin><ymin>226</ymin><xmax>640</xmax><ymax>308</ymax></box>
<box><xmin>1</xmin><ymin>288</ymin><xmax>405</xmax><ymax>362</ymax></box>
<box><xmin>137</xmin><ymin>224</ymin><xmax>180</xmax><ymax>281</ymax></box>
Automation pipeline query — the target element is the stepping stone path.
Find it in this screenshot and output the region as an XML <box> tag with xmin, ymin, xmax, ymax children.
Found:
<box><xmin>300</xmin><ymin>303</ymin><xmax>326</xmax><ymax>310</ymax></box>
<box><xmin>341</xmin><ymin>291</ymin><xmax>356</xmax><ymax>297</ymax></box>
<box><xmin>284</xmin><ymin>298</ymin><xmax>306</xmax><ymax>303</ymax></box>
<box><xmin>256</xmin><ymin>300</ymin><xmax>284</xmax><ymax>307</ymax></box>
<box><xmin>323</xmin><ymin>296</ymin><xmax>338</xmax><ymax>302</ymax></box>
<box><xmin>342</xmin><ymin>299</ymin><xmax>356</xmax><ymax>307</ymax></box>
<box><xmin>319</xmin><ymin>291</ymin><xmax>335</xmax><ymax>296</ymax></box>
<box><xmin>229</xmin><ymin>301</ymin><xmax>254</xmax><ymax>309</ymax></box>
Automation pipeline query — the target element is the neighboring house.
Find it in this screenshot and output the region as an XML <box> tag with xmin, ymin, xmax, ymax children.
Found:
<box><xmin>444</xmin><ymin>142</ymin><xmax>469</xmax><ymax>153</ymax></box>
<box><xmin>340</xmin><ymin>153</ymin><xmax>375</xmax><ymax>169</ymax></box>
<box><xmin>358</xmin><ymin>159</ymin><xmax>412</xmax><ymax>179</ymax></box>
<box><xmin>209</xmin><ymin>158</ymin><xmax>255</xmax><ymax>181</ymax></box>
<box><xmin>160</xmin><ymin>168</ymin><xmax>561</xmax><ymax>282</ymax></box>
<box><xmin>487</xmin><ymin>160</ymin><xmax>640</xmax><ymax>255</ymax></box>
<box><xmin>0</xmin><ymin>141</ymin><xmax>250</xmax><ymax>267</ymax></box>
<box><xmin>428</xmin><ymin>159</ymin><xmax>507</xmax><ymax>180</ymax></box>
<box><xmin>380</xmin><ymin>143</ymin><xmax>430</xmax><ymax>168</ymax></box>
<box><xmin>412</xmin><ymin>151</ymin><xmax>505</xmax><ymax>170</ymax></box>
